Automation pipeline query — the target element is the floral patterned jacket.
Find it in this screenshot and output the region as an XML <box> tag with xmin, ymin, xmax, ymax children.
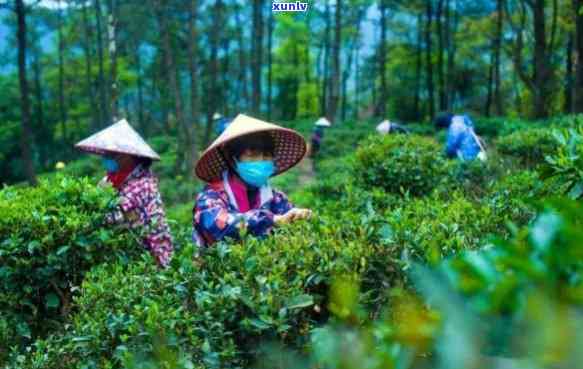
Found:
<box><xmin>192</xmin><ymin>171</ymin><xmax>294</xmax><ymax>247</ymax></box>
<box><xmin>105</xmin><ymin>165</ymin><xmax>173</xmax><ymax>267</ymax></box>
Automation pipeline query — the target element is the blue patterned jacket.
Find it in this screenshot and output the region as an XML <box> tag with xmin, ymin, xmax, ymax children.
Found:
<box><xmin>192</xmin><ymin>171</ymin><xmax>294</xmax><ymax>247</ymax></box>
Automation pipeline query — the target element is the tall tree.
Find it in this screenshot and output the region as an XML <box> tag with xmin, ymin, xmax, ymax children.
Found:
<box><xmin>81</xmin><ymin>0</ymin><xmax>100</xmax><ymax>131</ymax></box>
<box><xmin>328</xmin><ymin>0</ymin><xmax>342</xmax><ymax>122</ymax></box>
<box><xmin>414</xmin><ymin>10</ymin><xmax>423</xmax><ymax>118</ymax></box>
<box><xmin>106</xmin><ymin>0</ymin><xmax>119</xmax><ymax>120</ymax></box>
<box><xmin>204</xmin><ymin>0</ymin><xmax>223</xmax><ymax>145</ymax></box>
<box><xmin>267</xmin><ymin>8</ymin><xmax>274</xmax><ymax>120</ymax></box>
<box><xmin>425</xmin><ymin>0</ymin><xmax>435</xmax><ymax>119</ymax></box>
<box><xmin>14</xmin><ymin>0</ymin><xmax>37</xmax><ymax>185</ymax></box>
<box><xmin>574</xmin><ymin>0</ymin><xmax>583</xmax><ymax>112</ymax></box>
<box><xmin>377</xmin><ymin>0</ymin><xmax>388</xmax><ymax>117</ymax></box>
<box><xmin>251</xmin><ymin>0</ymin><xmax>264</xmax><ymax>115</ymax></box>
<box><xmin>509</xmin><ymin>0</ymin><xmax>559</xmax><ymax>118</ymax></box>
<box><xmin>186</xmin><ymin>0</ymin><xmax>199</xmax><ymax>173</ymax></box>
<box><xmin>493</xmin><ymin>0</ymin><xmax>503</xmax><ymax>115</ymax></box>
<box><xmin>566</xmin><ymin>32</ymin><xmax>574</xmax><ymax>113</ymax></box>
<box><xmin>157</xmin><ymin>0</ymin><xmax>187</xmax><ymax>174</ymax></box>
<box><xmin>436</xmin><ymin>0</ymin><xmax>446</xmax><ymax>111</ymax></box>
<box><xmin>94</xmin><ymin>0</ymin><xmax>109</xmax><ymax>126</ymax></box>
<box><xmin>320</xmin><ymin>1</ymin><xmax>331</xmax><ymax>116</ymax></box>
<box><xmin>57</xmin><ymin>0</ymin><xmax>68</xmax><ymax>143</ymax></box>
<box><xmin>235</xmin><ymin>8</ymin><xmax>249</xmax><ymax>113</ymax></box>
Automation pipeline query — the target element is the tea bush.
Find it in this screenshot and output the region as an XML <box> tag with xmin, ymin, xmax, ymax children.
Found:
<box><xmin>256</xmin><ymin>200</ymin><xmax>583</xmax><ymax>369</ymax></box>
<box><xmin>496</xmin><ymin>128</ymin><xmax>558</xmax><ymax>167</ymax></box>
<box><xmin>7</xmin><ymin>116</ymin><xmax>582</xmax><ymax>368</ymax></box>
<box><xmin>10</xmin><ymin>215</ymin><xmax>385</xmax><ymax>368</ymax></box>
<box><xmin>542</xmin><ymin>126</ymin><xmax>583</xmax><ymax>199</ymax></box>
<box><xmin>353</xmin><ymin>134</ymin><xmax>449</xmax><ymax>196</ymax></box>
<box><xmin>0</xmin><ymin>176</ymin><xmax>141</xmax><ymax>360</ymax></box>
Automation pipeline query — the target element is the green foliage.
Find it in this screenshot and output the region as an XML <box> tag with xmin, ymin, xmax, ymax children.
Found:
<box><xmin>11</xmin><ymin>215</ymin><xmax>383</xmax><ymax>368</ymax></box>
<box><xmin>353</xmin><ymin>134</ymin><xmax>448</xmax><ymax>196</ymax></box>
<box><xmin>0</xmin><ymin>176</ymin><xmax>141</xmax><ymax>360</ymax></box>
<box><xmin>543</xmin><ymin>126</ymin><xmax>583</xmax><ymax>199</ymax></box>
<box><xmin>257</xmin><ymin>200</ymin><xmax>583</xmax><ymax>369</ymax></box>
<box><xmin>497</xmin><ymin>128</ymin><xmax>558</xmax><ymax>167</ymax></box>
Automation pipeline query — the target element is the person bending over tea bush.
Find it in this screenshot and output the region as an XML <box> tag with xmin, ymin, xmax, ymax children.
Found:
<box><xmin>193</xmin><ymin>114</ymin><xmax>313</xmax><ymax>247</ymax></box>
<box><xmin>435</xmin><ymin>112</ymin><xmax>487</xmax><ymax>161</ymax></box>
<box><xmin>75</xmin><ymin>119</ymin><xmax>174</xmax><ymax>267</ymax></box>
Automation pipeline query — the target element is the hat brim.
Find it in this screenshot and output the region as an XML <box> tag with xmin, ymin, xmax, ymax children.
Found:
<box><xmin>75</xmin><ymin>144</ymin><xmax>161</xmax><ymax>161</ymax></box>
<box><xmin>195</xmin><ymin>127</ymin><xmax>307</xmax><ymax>183</ymax></box>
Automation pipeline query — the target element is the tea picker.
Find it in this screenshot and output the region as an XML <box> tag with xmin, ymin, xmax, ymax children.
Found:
<box><xmin>310</xmin><ymin>117</ymin><xmax>331</xmax><ymax>158</ymax></box>
<box><xmin>75</xmin><ymin>119</ymin><xmax>174</xmax><ymax>267</ymax></box>
<box><xmin>434</xmin><ymin>113</ymin><xmax>488</xmax><ymax>162</ymax></box>
<box><xmin>376</xmin><ymin>119</ymin><xmax>410</xmax><ymax>135</ymax></box>
<box><xmin>192</xmin><ymin>114</ymin><xmax>313</xmax><ymax>248</ymax></box>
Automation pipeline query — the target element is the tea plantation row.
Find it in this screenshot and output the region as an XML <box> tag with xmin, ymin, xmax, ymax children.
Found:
<box><xmin>1</xmin><ymin>115</ymin><xmax>582</xmax><ymax>368</ymax></box>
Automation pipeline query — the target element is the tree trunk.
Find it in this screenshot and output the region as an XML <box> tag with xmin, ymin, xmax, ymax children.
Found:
<box><xmin>15</xmin><ymin>0</ymin><xmax>37</xmax><ymax>185</ymax></box>
<box><xmin>135</xmin><ymin>45</ymin><xmax>145</xmax><ymax>133</ymax></box>
<box><xmin>186</xmin><ymin>0</ymin><xmax>199</xmax><ymax>174</ymax></box>
<box><xmin>328</xmin><ymin>0</ymin><xmax>342</xmax><ymax>122</ymax></box>
<box><xmin>485</xmin><ymin>47</ymin><xmax>495</xmax><ymax>116</ymax></box>
<box><xmin>321</xmin><ymin>1</ymin><xmax>331</xmax><ymax>116</ymax></box>
<box><xmin>354</xmin><ymin>43</ymin><xmax>360</xmax><ymax>119</ymax></box>
<box><xmin>223</xmin><ymin>39</ymin><xmax>232</xmax><ymax>115</ymax></box>
<box><xmin>57</xmin><ymin>0</ymin><xmax>68</xmax><ymax>144</ymax></box>
<box><xmin>414</xmin><ymin>11</ymin><xmax>423</xmax><ymax>119</ymax></box>
<box><xmin>251</xmin><ymin>0</ymin><xmax>264</xmax><ymax>115</ymax></box>
<box><xmin>157</xmin><ymin>0</ymin><xmax>187</xmax><ymax>174</ymax></box>
<box><xmin>82</xmin><ymin>1</ymin><xmax>100</xmax><ymax>131</ymax></box>
<box><xmin>377</xmin><ymin>0</ymin><xmax>388</xmax><ymax>117</ymax></box>
<box><xmin>494</xmin><ymin>0</ymin><xmax>504</xmax><ymax>115</ymax></box>
<box><xmin>574</xmin><ymin>0</ymin><xmax>583</xmax><ymax>112</ymax></box>
<box><xmin>447</xmin><ymin>0</ymin><xmax>458</xmax><ymax>109</ymax></box>
<box><xmin>95</xmin><ymin>0</ymin><xmax>109</xmax><ymax>126</ymax></box>
<box><xmin>235</xmin><ymin>10</ymin><xmax>249</xmax><ymax>113</ymax></box>
<box><xmin>107</xmin><ymin>0</ymin><xmax>119</xmax><ymax>120</ymax></box>
<box><xmin>425</xmin><ymin>0</ymin><xmax>435</xmax><ymax>119</ymax></box>
<box><xmin>341</xmin><ymin>40</ymin><xmax>355</xmax><ymax>121</ymax></box>
<box><xmin>532</xmin><ymin>0</ymin><xmax>550</xmax><ymax>118</ymax></box>
<box><xmin>204</xmin><ymin>0</ymin><xmax>223</xmax><ymax>146</ymax></box>
<box><xmin>32</xmin><ymin>40</ymin><xmax>44</xmax><ymax>135</ymax></box>
<box><xmin>267</xmin><ymin>9</ymin><xmax>274</xmax><ymax>120</ymax></box>
<box><xmin>566</xmin><ymin>33</ymin><xmax>574</xmax><ymax>114</ymax></box>
<box><xmin>436</xmin><ymin>0</ymin><xmax>446</xmax><ymax>111</ymax></box>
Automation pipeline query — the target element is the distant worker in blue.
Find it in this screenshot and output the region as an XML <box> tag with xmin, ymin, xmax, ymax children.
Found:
<box><xmin>213</xmin><ymin>113</ymin><xmax>234</xmax><ymax>137</ymax></box>
<box><xmin>310</xmin><ymin>117</ymin><xmax>331</xmax><ymax>158</ymax></box>
<box><xmin>434</xmin><ymin>113</ymin><xmax>487</xmax><ymax>161</ymax></box>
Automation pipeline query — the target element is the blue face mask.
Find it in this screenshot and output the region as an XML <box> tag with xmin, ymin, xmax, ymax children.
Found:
<box><xmin>102</xmin><ymin>157</ymin><xmax>120</xmax><ymax>173</ymax></box>
<box><xmin>235</xmin><ymin>160</ymin><xmax>275</xmax><ymax>188</ymax></box>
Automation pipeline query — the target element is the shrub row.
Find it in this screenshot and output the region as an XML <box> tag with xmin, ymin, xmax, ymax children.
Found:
<box><xmin>0</xmin><ymin>176</ymin><xmax>141</xmax><ymax>362</ymax></box>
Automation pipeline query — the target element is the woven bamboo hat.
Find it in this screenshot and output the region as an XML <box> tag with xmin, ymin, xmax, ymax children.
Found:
<box><xmin>195</xmin><ymin>114</ymin><xmax>307</xmax><ymax>183</ymax></box>
<box><xmin>75</xmin><ymin>119</ymin><xmax>160</xmax><ymax>160</ymax></box>
<box><xmin>315</xmin><ymin>117</ymin><xmax>332</xmax><ymax>127</ymax></box>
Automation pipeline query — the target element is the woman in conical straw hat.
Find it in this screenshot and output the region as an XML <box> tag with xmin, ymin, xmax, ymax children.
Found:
<box><xmin>75</xmin><ymin>119</ymin><xmax>173</xmax><ymax>267</ymax></box>
<box><xmin>310</xmin><ymin>117</ymin><xmax>331</xmax><ymax>158</ymax></box>
<box><xmin>193</xmin><ymin>114</ymin><xmax>312</xmax><ymax>247</ymax></box>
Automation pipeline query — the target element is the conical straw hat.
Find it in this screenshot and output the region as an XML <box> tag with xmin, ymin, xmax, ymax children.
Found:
<box><xmin>213</xmin><ymin>112</ymin><xmax>223</xmax><ymax>120</ymax></box>
<box><xmin>376</xmin><ymin>120</ymin><xmax>391</xmax><ymax>134</ymax></box>
<box><xmin>195</xmin><ymin>114</ymin><xmax>307</xmax><ymax>182</ymax></box>
<box><xmin>75</xmin><ymin>119</ymin><xmax>160</xmax><ymax>160</ymax></box>
<box><xmin>315</xmin><ymin>117</ymin><xmax>331</xmax><ymax>127</ymax></box>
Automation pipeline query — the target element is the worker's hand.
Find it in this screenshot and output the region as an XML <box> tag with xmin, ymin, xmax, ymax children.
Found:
<box><xmin>274</xmin><ymin>208</ymin><xmax>312</xmax><ymax>226</ymax></box>
<box><xmin>274</xmin><ymin>212</ymin><xmax>294</xmax><ymax>226</ymax></box>
<box><xmin>98</xmin><ymin>177</ymin><xmax>111</xmax><ymax>188</ymax></box>
<box><xmin>290</xmin><ymin>208</ymin><xmax>312</xmax><ymax>221</ymax></box>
